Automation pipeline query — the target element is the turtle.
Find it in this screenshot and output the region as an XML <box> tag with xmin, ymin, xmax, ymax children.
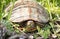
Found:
<box><xmin>4</xmin><ymin>0</ymin><xmax>49</xmax><ymax>32</ymax></box>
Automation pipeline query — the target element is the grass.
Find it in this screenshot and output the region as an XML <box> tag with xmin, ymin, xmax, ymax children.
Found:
<box><xmin>0</xmin><ymin>0</ymin><xmax>60</xmax><ymax>39</ymax></box>
<box><xmin>37</xmin><ymin>0</ymin><xmax>60</xmax><ymax>39</ymax></box>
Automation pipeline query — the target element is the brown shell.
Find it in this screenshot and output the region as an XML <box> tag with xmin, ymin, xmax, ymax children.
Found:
<box><xmin>5</xmin><ymin>0</ymin><xmax>49</xmax><ymax>23</ymax></box>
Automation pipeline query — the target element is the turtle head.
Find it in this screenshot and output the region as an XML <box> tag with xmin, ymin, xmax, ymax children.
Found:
<box><xmin>25</xmin><ymin>20</ymin><xmax>36</xmax><ymax>32</ymax></box>
<box><xmin>27</xmin><ymin>20</ymin><xmax>35</xmax><ymax>27</ymax></box>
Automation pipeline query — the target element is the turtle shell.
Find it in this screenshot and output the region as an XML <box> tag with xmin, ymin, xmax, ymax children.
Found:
<box><xmin>5</xmin><ymin>0</ymin><xmax>49</xmax><ymax>23</ymax></box>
